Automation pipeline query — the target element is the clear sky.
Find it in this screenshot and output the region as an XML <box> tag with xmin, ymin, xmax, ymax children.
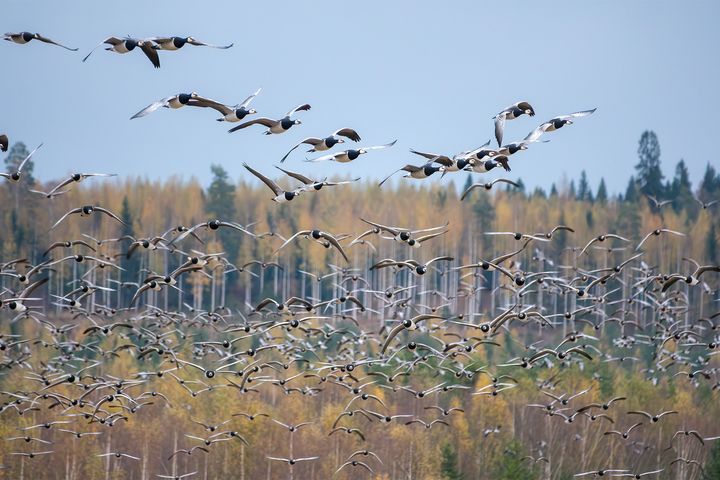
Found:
<box><xmin>2</xmin><ymin>1</ymin><xmax>719</xmax><ymax>194</ymax></box>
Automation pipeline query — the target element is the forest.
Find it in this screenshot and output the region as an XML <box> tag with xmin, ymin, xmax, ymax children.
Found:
<box><xmin>0</xmin><ymin>130</ymin><xmax>719</xmax><ymax>480</ymax></box>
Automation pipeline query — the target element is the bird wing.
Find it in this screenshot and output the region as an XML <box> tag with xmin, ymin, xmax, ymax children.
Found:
<box><xmin>17</xmin><ymin>143</ymin><xmax>43</xmax><ymax>173</ymax></box>
<box><xmin>491</xmin><ymin>178</ymin><xmax>521</xmax><ymax>188</ymax></box>
<box><xmin>83</xmin><ymin>37</ymin><xmax>123</xmax><ymax>62</ymax></box>
<box><xmin>285</xmin><ymin>104</ymin><xmax>311</xmax><ymax>117</ymax></box>
<box><xmin>130</xmin><ymin>96</ymin><xmax>175</xmax><ymax>119</ymax></box>
<box><xmin>243</xmin><ymin>163</ymin><xmax>282</xmax><ymax>196</ymax></box>
<box><xmin>460</xmin><ymin>184</ymin><xmax>482</xmax><ymax>201</ymax></box>
<box><xmin>565</xmin><ymin>108</ymin><xmax>597</xmax><ymax>119</ymax></box>
<box><xmin>409</xmin><ymin>148</ymin><xmax>449</xmax><ymax>164</ymax></box>
<box><xmin>275</xmin><ymin>166</ymin><xmax>313</xmax><ymax>185</ymax></box>
<box><xmin>274</xmin><ymin>231</ymin><xmax>312</xmax><ymax>255</ymax></box>
<box><xmin>365</xmin><ymin>139</ymin><xmax>397</xmax><ymax>151</ymax></box>
<box><xmin>380</xmin><ymin>323</ymin><xmax>408</xmax><ymax>354</ymax></box>
<box><xmin>187</xmin><ymin>38</ymin><xmax>233</xmax><ymax>49</ymax></box>
<box><xmin>51</xmin><ymin>207</ymin><xmax>83</xmax><ymax>229</ymax></box>
<box><xmin>239</xmin><ymin>87</ymin><xmax>262</xmax><ymax>108</ymax></box>
<box><xmin>305</xmin><ymin>151</ymin><xmax>345</xmax><ymax>162</ymax></box>
<box><xmin>281</xmin><ymin>140</ymin><xmax>314</xmax><ymax>164</ymax></box>
<box><xmin>94</xmin><ymin>207</ymin><xmax>127</xmax><ymax>225</ymax></box>
<box><xmin>139</xmin><ymin>41</ymin><xmax>161</xmax><ymax>68</ymax></box>
<box><xmin>494</xmin><ymin>114</ymin><xmax>506</xmax><ymax>147</ymax></box>
<box><xmin>334</xmin><ymin>127</ymin><xmax>361</xmax><ymax>142</ymax></box>
<box><xmin>320</xmin><ymin>232</ymin><xmax>350</xmax><ymax>263</ymax></box>
<box><xmin>34</xmin><ymin>34</ymin><xmax>78</xmax><ymax>51</ymax></box>
<box><xmin>228</xmin><ymin>118</ymin><xmax>276</xmax><ymax>132</ymax></box>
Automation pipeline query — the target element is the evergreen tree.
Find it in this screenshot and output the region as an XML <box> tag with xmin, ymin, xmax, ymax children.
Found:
<box><xmin>699</xmin><ymin>163</ymin><xmax>720</xmax><ymax>202</ymax></box>
<box><xmin>577</xmin><ymin>170</ymin><xmax>593</xmax><ymax>202</ymax></box>
<box><xmin>624</xmin><ymin>176</ymin><xmax>639</xmax><ymax>203</ymax></box>
<box><xmin>670</xmin><ymin>159</ymin><xmax>696</xmax><ymax>217</ymax></box>
<box><xmin>596</xmin><ymin>178</ymin><xmax>608</xmax><ymax>205</ymax></box>
<box><xmin>568</xmin><ymin>180</ymin><xmax>576</xmax><ymax>199</ymax></box>
<box><xmin>705</xmin><ymin>440</ymin><xmax>720</xmax><ymax>479</ymax></box>
<box><xmin>440</xmin><ymin>442</ymin><xmax>463</xmax><ymax>480</ymax></box>
<box><xmin>635</xmin><ymin>130</ymin><xmax>664</xmax><ymax>198</ymax></box>
<box><xmin>549</xmin><ymin>183</ymin><xmax>558</xmax><ymax>197</ymax></box>
<box><xmin>463</xmin><ymin>174</ymin><xmax>473</xmax><ymax>193</ymax></box>
<box><xmin>206</xmin><ymin>164</ymin><xmax>239</xmax><ymax>263</ymax></box>
<box><xmin>493</xmin><ymin>442</ymin><xmax>538</xmax><ymax>480</ymax></box>
<box><xmin>119</xmin><ymin>196</ymin><xmax>140</xmax><ymax>303</ymax></box>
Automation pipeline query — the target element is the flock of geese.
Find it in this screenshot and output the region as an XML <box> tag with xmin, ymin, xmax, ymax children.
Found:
<box><xmin>2</xmin><ymin>28</ymin><xmax>720</xmax><ymax>480</ymax></box>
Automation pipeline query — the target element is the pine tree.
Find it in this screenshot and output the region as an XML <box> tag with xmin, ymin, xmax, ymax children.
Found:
<box><xmin>704</xmin><ymin>440</ymin><xmax>720</xmax><ymax>479</ymax></box>
<box><xmin>635</xmin><ymin>130</ymin><xmax>664</xmax><ymax>198</ymax></box>
<box><xmin>699</xmin><ymin>163</ymin><xmax>720</xmax><ymax>202</ymax></box>
<box><xmin>670</xmin><ymin>159</ymin><xmax>695</xmax><ymax>216</ymax></box>
<box><xmin>577</xmin><ymin>170</ymin><xmax>593</xmax><ymax>202</ymax></box>
<box><xmin>624</xmin><ymin>176</ymin><xmax>639</xmax><ymax>203</ymax></box>
<box><xmin>206</xmin><ymin>164</ymin><xmax>239</xmax><ymax>263</ymax></box>
<box><xmin>549</xmin><ymin>183</ymin><xmax>558</xmax><ymax>197</ymax></box>
<box><xmin>493</xmin><ymin>442</ymin><xmax>538</xmax><ymax>480</ymax></box>
<box><xmin>596</xmin><ymin>178</ymin><xmax>608</xmax><ymax>205</ymax></box>
<box><xmin>440</xmin><ymin>442</ymin><xmax>463</xmax><ymax>480</ymax></box>
<box><xmin>118</xmin><ymin>196</ymin><xmax>141</xmax><ymax>303</ymax></box>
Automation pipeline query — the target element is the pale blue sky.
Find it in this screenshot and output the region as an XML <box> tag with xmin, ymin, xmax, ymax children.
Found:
<box><xmin>2</xmin><ymin>1</ymin><xmax>719</xmax><ymax>193</ymax></box>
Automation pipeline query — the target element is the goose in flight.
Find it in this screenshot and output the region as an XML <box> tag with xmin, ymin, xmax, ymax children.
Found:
<box><xmin>494</xmin><ymin>101</ymin><xmax>535</xmax><ymax>147</ymax></box>
<box><xmin>51</xmin><ymin>205</ymin><xmax>127</xmax><ymax>230</ymax></box>
<box><xmin>274</xmin><ymin>166</ymin><xmax>360</xmax><ymax>192</ymax></box>
<box><xmin>525</xmin><ymin>108</ymin><xmax>596</xmax><ymax>143</ymax></box>
<box><xmin>461</xmin><ymin>178</ymin><xmax>521</xmax><ymax>201</ymax></box>
<box><xmin>379</xmin><ymin>162</ymin><xmax>444</xmax><ymax>187</ymax></box>
<box><xmin>0</xmin><ymin>143</ymin><xmax>42</xmax><ymax>183</ymax></box>
<box><xmin>274</xmin><ymin>229</ymin><xmax>350</xmax><ymax>263</ymax></box>
<box><xmin>228</xmin><ymin>104</ymin><xmax>311</xmax><ymax>134</ymax></box>
<box><xmin>280</xmin><ymin>128</ymin><xmax>361</xmax><ymax>163</ymax></box>
<box><xmin>45</xmin><ymin>172</ymin><xmax>116</xmax><ymax>196</ymax></box>
<box><xmin>130</xmin><ymin>92</ymin><xmax>211</xmax><ymax>119</ymax></box>
<box><xmin>150</xmin><ymin>36</ymin><xmax>233</xmax><ymax>50</ymax></box>
<box><xmin>305</xmin><ymin>140</ymin><xmax>396</xmax><ymax>163</ymax></box>
<box><xmin>191</xmin><ymin>88</ymin><xmax>262</xmax><ymax>122</ymax></box>
<box><xmin>3</xmin><ymin>32</ymin><xmax>77</xmax><ymax>51</ymax></box>
<box><xmin>83</xmin><ymin>36</ymin><xmax>161</xmax><ymax>68</ymax></box>
<box><xmin>243</xmin><ymin>163</ymin><xmax>302</xmax><ymax>202</ymax></box>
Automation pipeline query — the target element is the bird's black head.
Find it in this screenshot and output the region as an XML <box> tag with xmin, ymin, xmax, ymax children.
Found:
<box><xmin>553</xmin><ymin>119</ymin><xmax>569</xmax><ymax>129</ymax></box>
<box><xmin>178</xmin><ymin>93</ymin><xmax>193</xmax><ymax>104</ymax></box>
<box><xmin>416</xmin><ymin>266</ymin><xmax>427</xmax><ymax>275</ymax></box>
<box><xmin>208</xmin><ymin>220</ymin><xmax>221</xmax><ymax>230</ymax></box>
<box><xmin>284</xmin><ymin>191</ymin><xmax>296</xmax><ymax>201</ymax></box>
<box><xmin>399</xmin><ymin>232</ymin><xmax>411</xmax><ymax>241</ymax></box>
<box><xmin>311</xmin><ymin>229</ymin><xmax>322</xmax><ymax>239</ymax></box>
<box><xmin>22</xmin><ymin>32</ymin><xmax>34</xmax><ymax>42</ymax></box>
<box><xmin>175</xmin><ymin>37</ymin><xmax>188</xmax><ymax>48</ymax></box>
<box><xmin>82</xmin><ymin>205</ymin><xmax>94</xmax><ymax>214</ymax></box>
<box><xmin>71</xmin><ymin>173</ymin><xmax>82</xmax><ymax>181</ymax></box>
<box><xmin>513</xmin><ymin>232</ymin><xmax>522</xmax><ymax>240</ymax></box>
<box><xmin>125</xmin><ymin>39</ymin><xmax>138</xmax><ymax>50</ymax></box>
<box><xmin>10</xmin><ymin>172</ymin><xmax>20</xmax><ymax>181</ymax></box>
<box><xmin>407</xmin><ymin>239</ymin><xmax>416</xmax><ymax>246</ymax></box>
